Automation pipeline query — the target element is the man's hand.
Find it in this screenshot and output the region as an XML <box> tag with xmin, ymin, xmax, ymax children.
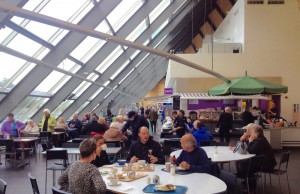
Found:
<box><xmin>148</xmin><ymin>154</ymin><xmax>158</xmax><ymax>164</ymax></box>
<box><xmin>180</xmin><ymin>161</ymin><xmax>190</xmax><ymax>170</ymax></box>
<box><xmin>130</xmin><ymin>156</ymin><xmax>139</xmax><ymax>163</ymax></box>
<box><xmin>229</xmin><ymin>130</ymin><xmax>233</xmax><ymax>133</ymax></box>
<box><xmin>170</xmin><ymin>155</ymin><xmax>177</xmax><ymax>164</ymax></box>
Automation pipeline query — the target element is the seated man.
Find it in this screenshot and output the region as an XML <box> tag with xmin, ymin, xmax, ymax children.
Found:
<box><xmin>126</xmin><ymin>127</ymin><xmax>165</xmax><ymax>164</ymax></box>
<box><xmin>192</xmin><ymin>120</ymin><xmax>213</xmax><ymax>146</ymax></box>
<box><xmin>171</xmin><ymin>134</ymin><xmax>211</xmax><ymax>173</ymax></box>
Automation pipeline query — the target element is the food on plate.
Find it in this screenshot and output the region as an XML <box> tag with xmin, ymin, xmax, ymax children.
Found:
<box><xmin>154</xmin><ymin>184</ymin><xmax>176</xmax><ymax>191</ymax></box>
<box><xmin>115</xmin><ymin>173</ymin><xmax>125</xmax><ymax>179</ymax></box>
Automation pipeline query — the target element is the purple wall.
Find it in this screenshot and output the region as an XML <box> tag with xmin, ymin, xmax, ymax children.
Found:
<box><xmin>188</xmin><ymin>99</ymin><xmax>238</xmax><ymax>110</ymax></box>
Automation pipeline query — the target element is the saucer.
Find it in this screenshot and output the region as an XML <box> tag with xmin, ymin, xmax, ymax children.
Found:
<box><xmin>108</xmin><ymin>182</ymin><xmax>121</xmax><ymax>186</ymax></box>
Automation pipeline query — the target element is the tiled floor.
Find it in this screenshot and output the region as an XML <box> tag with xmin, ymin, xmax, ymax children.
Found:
<box><xmin>1</xmin><ymin>136</ymin><xmax>299</xmax><ymax>194</ymax></box>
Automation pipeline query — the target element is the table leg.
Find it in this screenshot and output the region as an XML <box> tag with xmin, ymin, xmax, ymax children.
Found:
<box><xmin>17</xmin><ymin>142</ymin><xmax>29</xmax><ymax>168</ymax></box>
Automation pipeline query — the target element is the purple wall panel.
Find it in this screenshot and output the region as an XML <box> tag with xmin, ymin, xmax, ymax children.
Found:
<box><xmin>187</xmin><ymin>100</ymin><xmax>237</xmax><ymax>110</ymax></box>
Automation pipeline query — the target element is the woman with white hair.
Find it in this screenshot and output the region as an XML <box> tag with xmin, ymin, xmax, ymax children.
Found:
<box><xmin>19</xmin><ymin>119</ymin><xmax>40</xmax><ymax>134</ymax></box>
<box><xmin>39</xmin><ymin>109</ymin><xmax>56</xmax><ymax>132</ymax></box>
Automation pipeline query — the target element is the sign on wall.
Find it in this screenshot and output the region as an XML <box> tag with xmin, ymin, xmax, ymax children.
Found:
<box><xmin>164</xmin><ymin>88</ymin><xmax>173</xmax><ymax>95</ymax></box>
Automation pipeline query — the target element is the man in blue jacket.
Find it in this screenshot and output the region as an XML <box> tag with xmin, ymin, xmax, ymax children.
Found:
<box><xmin>192</xmin><ymin>120</ymin><xmax>212</xmax><ymax>146</ymax></box>
<box><xmin>170</xmin><ymin>134</ymin><xmax>211</xmax><ymax>173</ymax></box>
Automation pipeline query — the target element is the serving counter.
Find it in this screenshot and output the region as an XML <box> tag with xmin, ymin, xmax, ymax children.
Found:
<box><xmin>264</xmin><ymin>127</ymin><xmax>300</xmax><ymax>149</ymax></box>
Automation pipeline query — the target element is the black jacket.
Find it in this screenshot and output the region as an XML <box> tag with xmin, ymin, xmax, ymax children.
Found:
<box><xmin>242</xmin><ymin>111</ymin><xmax>256</xmax><ymax>126</ymax></box>
<box><xmin>126</xmin><ymin>137</ymin><xmax>165</xmax><ymax>164</ymax></box>
<box><xmin>247</xmin><ymin>136</ymin><xmax>277</xmax><ymax>172</ymax></box>
<box><xmin>81</xmin><ymin>121</ymin><xmax>107</xmax><ymax>134</ymax></box>
<box><xmin>216</xmin><ymin>112</ymin><xmax>233</xmax><ymax>131</ymax></box>
<box><xmin>91</xmin><ymin>151</ymin><xmax>111</xmax><ymax>167</ymax></box>
<box><xmin>121</xmin><ymin>115</ymin><xmax>149</xmax><ymax>140</ymax></box>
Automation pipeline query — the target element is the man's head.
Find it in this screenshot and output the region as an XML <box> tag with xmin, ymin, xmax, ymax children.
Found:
<box><xmin>193</xmin><ymin>120</ymin><xmax>201</xmax><ymax>130</ymax></box>
<box><xmin>43</xmin><ymin>109</ymin><xmax>51</xmax><ymax>117</ymax></box>
<box><xmin>172</xmin><ymin>110</ymin><xmax>178</xmax><ymax>119</ymax></box>
<box><xmin>73</xmin><ymin>114</ymin><xmax>78</xmax><ymax>121</ymax></box>
<box><xmin>7</xmin><ymin>113</ymin><xmax>14</xmax><ymax>122</ymax></box>
<box><xmin>225</xmin><ymin>107</ymin><xmax>232</xmax><ymax>113</ymax></box>
<box><xmin>180</xmin><ymin>134</ymin><xmax>197</xmax><ymax>152</ymax></box>
<box><xmin>127</xmin><ymin>111</ymin><xmax>137</xmax><ymax>121</ymax></box>
<box><xmin>138</xmin><ymin>126</ymin><xmax>149</xmax><ymax>143</ymax></box>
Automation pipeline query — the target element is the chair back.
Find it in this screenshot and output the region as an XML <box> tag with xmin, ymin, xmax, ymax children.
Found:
<box><xmin>54</xmin><ymin>128</ymin><xmax>66</xmax><ymax>132</ymax></box>
<box><xmin>200</xmin><ymin>140</ymin><xmax>212</xmax><ymax>147</ymax></box>
<box><xmin>78</xmin><ymin>135</ymin><xmax>90</xmax><ymax>138</ymax></box>
<box><xmin>211</xmin><ymin>141</ymin><xmax>229</xmax><ymax>146</ymax></box>
<box><xmin>40</xmin><ymin>132</ymin><xmax>53</xmax><ymax>144</ymax></box>
<box><xmin>160</xmin><ymin>132</ymin><xmax>177</xmax><ymax>138</ymax></box>
<box><xmin>46</xmin><ymin>150</ymin><xmax>69</xmax><ymax>167</ymax></box>
<box><xmin>105</xmin><ymin>140</ymin><xmax>121</xmax><ymax>147</ymax></box>
<box><xmin>248</xmin><ymin>155</ymin><xmax>264</xmax><ymax>175</ymax></box>
<box><xmin>71</xmin><ymin>138</ymin><xmax>85</xmax><ymax>143</ymax></box>
<box><xmin>279</xmin><ymin>151</ymin><xmax>291</xmax><ymax>170</ymax></box>
<box><xmin>219</xmin><ymin>170</ymin><xmax>236</xmax><ymax>192</ymax></box>
<box><xmin>52</xmin><ymin>187</ymin><xmax>72</xmax><ymax>194</ymax></box>
<box><xmin>0</xmin><ymin>178</ymin><xmax>7</xmax><ymax>194</ymax></box>
<box><xmin>62</xmin><ymin>143</ymin><xmax>80</xmax><ymax>148</ymax></box>
<box><xmin>0</xmin><ymin>139</ymin><xmax>15</xmax><ymax>151</ymax></box>
<box><xmin>28</xmin><ymin>173</ymin><xmax>40</xmax><ymax>194</ymax></box>
<box><xmin>164</xmin><ymin>139</ymin><xmax>181</xmax><ymax>150</ymax></box>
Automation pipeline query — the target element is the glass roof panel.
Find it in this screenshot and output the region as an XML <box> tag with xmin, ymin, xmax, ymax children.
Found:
<box><xmin>110</xmin><ymin>60</ymin><xmax>130</xmax><ymax>80</ymax></box>
<box><xmin>22</xmin><ymin>0</ymin><xmax>44</xmax><ymax>11</ymax></box>
<box><xmin>70</xmin><ymin>21</ymin><xmax>111</xmax><ymax>62</ymax></box>
<box><xmin>151</xmin><ymin>19</ymin><xmax>169</xmax><ymax>39</ymax></box>
<box><xmin>107</xmin><ymin>0</ymin><xmax>143</xmax><ymax>32</ymax></box>
<box><xmin>89</xmin><ymin>87</ymin><xmax>104</xmax><ymax>101</ymax></box>
<box><xmin>34</xmin><ymin>71</ymin><xmax>66</xmax><ymax>93</ymax></box>
<box><xmin>0</xmin><ymin>94</ymin><xmax>6</xmax><ymax>102</ymax></box>
<box><xmin>126</xmin><ymin>19</ymin><xmax>147</xmax><ymax>42</ymax></box>
<box><xmin>130</xmin><ymin>50</ymin><xmax>141</xmax><ymax>60</ymax></box>
<box><xmin>11</xmin><ymin>96</ymin><xmax>50</xmax><ymax>122</ymax></box>
<box><xmin>119</xmin><ymin>68</ymin><xmax>135</xmax><ymax>85</ymax></box>
<box><xmin>95</xmin><ymin>45</ymin><xmax>123</xmax><ymax>74</ymax></box>
<box><xmin>72</xmin><ymin>73</ymin><xmax>99</xmax><ymax>98</ymax></box>
<box><xmin>38</xmin><ymin>0</ymin><xmax>88</xmax><ymax>22</ymax></box>
<box><xmin>74</xmin><ymin>101</ymin><xmax>90</xmax><ymax>116</ymax></box>
<box><xmin>23</xmin><ymin>21</ymin><xmax>60</xmax><ymax>41</ymax></box>
<box><xmin>149</xmin><ymin>0</ymin><xmax>171</xmax><ymax>24</ymax></box>
<box><xmin>11</xmin><ymin>63</ymin><xmax>36</xmax><ymax>87</ymax></box>
<box><xmin>7</xmin><ymin>33</ymin><xmax>42</xmax><ymax>56</ymax></box>
<box><xmin>52</xmin><ymin>99</ymin><xmax>75</xmax><ymax>119</ymax></box>
<box><xmin>0</xmin><ymin>27</ymin><xmax>14</xmax><ymax>43</ymax></box>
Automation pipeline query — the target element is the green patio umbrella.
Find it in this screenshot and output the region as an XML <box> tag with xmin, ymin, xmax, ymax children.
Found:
<box><xmin>208</xmin><ymin>75</ymin><xmax>288</xmax><ymax>95</ymax></box>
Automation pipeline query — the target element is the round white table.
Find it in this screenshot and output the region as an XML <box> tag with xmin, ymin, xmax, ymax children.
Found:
<box><xmin>100</xmin><ymin>164</ymin><xmax>227</xmax><ymax>194</ymax></box>
<box><xmin>171</xmin><ymin>146</ymin><xmax>255</xmax><ymax>163</ymax></box>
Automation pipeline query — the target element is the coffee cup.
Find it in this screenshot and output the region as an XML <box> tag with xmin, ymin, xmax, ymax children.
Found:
<box><xmin>165</xmin><ymin>162</ymin><xmax>171</xmax><ymax>171</ymax></box>
<box><xmin>101</xmin><ymin>144</ymin><xmax>107</xmax><ymax>151</ymax></box>
<box><xmin>109</xmin><ymin>177</ymin><xmax>119</xmax><ymax>185</ymax></box>
<box><xmin>138</xmin><ymin>160</ymin><xmax>146</xmax><ymax>165</ymax></box>
<box><xmin>117</xmin><ymin>159</ymin><xmax>126</xmax><ymax>166</ymax></box>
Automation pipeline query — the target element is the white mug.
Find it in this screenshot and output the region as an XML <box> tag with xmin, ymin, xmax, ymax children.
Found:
<box><xmin>101</xmin><ymin>144</ymin><xmax>107</xmax><ymax>151</ymax></box>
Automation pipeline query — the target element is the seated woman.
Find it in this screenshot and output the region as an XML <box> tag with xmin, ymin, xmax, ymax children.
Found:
<box><xmin>19</xmin><ymin>119</ymin><xmax>40</xmax><ymax>134</ymax></box>
<box><xmin>58</xmin><ymin>139</ymin><xmax>107</xmax><ymax>194</ymax></box>
<box><xmin>55</xmin><ymin>117</ymin><xmax>68</xmax><ymax>131</ymax></box>
<box><xmin>236</xmin><ymin>124</ymin><xmax>277</xmax><ymax>191</ymax></box>
<box><xmin>103</xmin><ymin>122</ymin><xmax>128</xmax><ymax>142</ymax></box>
<box><xmin>91</xmin><ymin>135</ymin><xmax>111</xmax><ymax>167</ymax></box>
<box><xmin>192</xmin><ymin>120</ymin><xmax>212</xmax><ymax>146</ymax></box>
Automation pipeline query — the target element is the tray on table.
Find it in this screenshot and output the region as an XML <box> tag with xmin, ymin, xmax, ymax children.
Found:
<box><xmin>118</xmin><ymin>173</ymin><xmax>148</xmax><ymax>182</ymax></box>
<box><xmin>143</xmin><ymin>184</ymin><xmax>188</xmax><ymax>194</ymax></box>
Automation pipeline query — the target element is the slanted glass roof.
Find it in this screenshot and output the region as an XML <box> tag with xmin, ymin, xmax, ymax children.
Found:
<box><xmin>0</xmin><ymin>0</ymin><xmax>196</xmax><ymax>122</ymax></box>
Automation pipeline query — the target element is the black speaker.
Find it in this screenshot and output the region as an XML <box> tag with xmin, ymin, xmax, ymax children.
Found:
<box><xmin>173</xmin><ymin>96</ymin><xmax>180</xmax><ymax>110</ymax></box>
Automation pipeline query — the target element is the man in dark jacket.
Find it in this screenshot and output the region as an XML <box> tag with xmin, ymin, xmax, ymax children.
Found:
<box><xmin>242</xmin><ymin>107</ymin><xmax>257</xmax><ymax>126</ymax></box>
<box><xmin>121</xmin><ymin>111</ymin><xmax>149</xmax><ymax>141</ymax></box>
<box><xmin>126</xmin><ymin>127</ymin><xmax>165</xmax><ymax>164</ymax></box>
<box><xmin>216</xmin><ymin>107</ymin><xmax>233</xmax><ymax>143</ymax></box>
<box><xmin>81</xmin><ymin>116</ymin><xmax>107</xmax><ymax>135</ymax></box>
<box><xmin>170</xmin><ymin>111</ymin><xmax>185</xmax><ymax>138</ymax></box>
<box><xmin>149</xmin><ymin>109</ymin><xmax>159</xmax><ymax>133</ymax></box>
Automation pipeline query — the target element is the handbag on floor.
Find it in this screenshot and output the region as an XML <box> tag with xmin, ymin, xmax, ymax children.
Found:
<box><xmin>233</xmin><ymin>141</ymin><xmax>247</xmax><ymax>154</ymax></box>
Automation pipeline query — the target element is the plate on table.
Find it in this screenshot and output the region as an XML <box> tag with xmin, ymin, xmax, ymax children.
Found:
<box><xmin>108</xmin><ymin>182</ymin><xmax>121</xmax><ymax>186</ymax></box>
<box><xmin>176</xmin><ymin>166</ymin><xmax>187</xmax><ymax>171</ymax></box>
<box><xmin>154</xmin><ymin>184</ymin><xmax>176</xmax><ymax>191</ymax></box>
<box><xmin>98</xmin><ymin>167</ymin><xmax>111</xmax><ymax>174</ymax></box>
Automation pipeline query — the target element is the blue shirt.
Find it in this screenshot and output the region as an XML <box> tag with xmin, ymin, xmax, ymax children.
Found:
<box><xmin>11</xmin><ymin>122</ymin><xmax>18</xmax><ymax>137</ymax></box>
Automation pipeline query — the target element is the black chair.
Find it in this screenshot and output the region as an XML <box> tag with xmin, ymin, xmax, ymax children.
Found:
<box><xmin>219</xmin><ymin>170</ymin><xmax>236</xmax><ymax>193</ymax></box>
<box><xmin>62</xmin><ymin>143</ymin><xmax>80</xmax><ymax>148</ymax></box>
<box><xmin>236</xmin><ymin>155</ymin><xmax>264</xmax><ymax>194</ymax></box>
<box><xmin>52</xmin><ymin>187</ymin><xmax>71</xmax><ymax>194</ymax></box>
<box><xmin>199</xmin><ymin>140</ymin><xmax>212</xmax><ymax>147</ymax></box>
<box><xmin>160</xmin><ymin>132</ymin><xmax>177</xmax><ymax>138</ymax></box>
<box><xmin>45</xmin><ymin>150</ymin><xmax>69</xmax><ymax>193</ymax></box>
<box><xmin>0</xmin><ymin>139</ymin><xmax>20</xmax><ymax>169</ymax></box>
<box><xmin>162</xmin><ymin>145</ymin><xmax>172</xmax><ymax>161</ymax></box>
<box><xmin>0</xmin><ymin>178</ymin><xmax>7</xmax><ymax>194</ymax></box>
<box><xmin>78</xmin><ymin>135</ymin><xmax>90</xmax><ymax>138</ymax></box>
<box><xmin>164</xmin><ymin>139</ymin><xmax>181</xmax><ymax>151</ymax></box>
<box><xmin>267</xmin><ymin>151</ymin><xmax>291</xmax><ymax>194</ymax></box>
<box><xmin>210</xmin><ymin>141</ymin><xmax>229</xmax><ymax>146</ymax></box>
<box><xmin>71</xmin><ymin>138</ymin><xmax>85</xmax><ymax>143</ymax></box>
<box><xmin>54</xmin><ymin>128</ymin><xmax>66</xmax><ymax>133</ymax></box>
<box><xmin>40</xmin><ymin>132</ymin><xmax>53</xmax><ymax>151</ymax></box>
<box><xmin>28</xmin><ymin>173</ymin><xmax>40</xmax><ymax>194</ymax></box>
